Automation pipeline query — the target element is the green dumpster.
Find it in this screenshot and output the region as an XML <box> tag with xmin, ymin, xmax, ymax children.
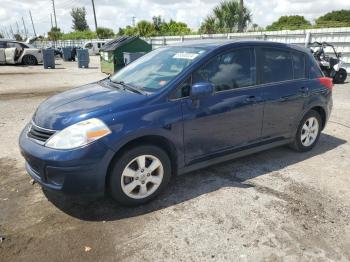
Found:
<box><xmin>99</xmin><ymin>36</ymin><xmax>152</xmax><ymax>74</ymax></box>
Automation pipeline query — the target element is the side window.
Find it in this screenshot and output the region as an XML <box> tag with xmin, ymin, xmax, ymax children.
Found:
<box><xmin>0</xmin><ymin>42</ymin><xmax>6</xmax><ymax>48</ymax></box>
<box><xmin>171</xmin><ymin>77</ymin><xmax>191</xmax><ymax>99</ymax></box>
<box><xmin>292</xmin><ymin>52</ymin><xmax>306</xmax><ymax>79</ymax></box>
<box><xmin>7</xmin><ymin>42</ymin><xmax>22</xmax><ymax>49</ymax></box>
<box><xmin>309</xmin><ymin>58</ymin><xmax>323</xmax><ymax>79</ymax></box>
<box><xmin>261</xmin><ymin>48</ymin><xmax>293</xmax><ymax>84</ymax></box>
<box><xmin>192</xmin><ymin>48</ymin><xmax>256</xmax><ymax>92</ymax></box>
<box><xmin>97</xmin><ymin>43</ymin><xmax>101</xmax><ymax>48</ymax></box>
<box><xmin>85</xmin><ymin>43</ymin><xmax>93</xmax><ymax>49</ymax></box>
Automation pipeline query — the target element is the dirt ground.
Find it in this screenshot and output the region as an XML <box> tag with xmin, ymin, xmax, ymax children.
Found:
<box><xmin>0</xmin><ymin>57</ymin><xmax>349</xmax><ymax>262</ymax></box>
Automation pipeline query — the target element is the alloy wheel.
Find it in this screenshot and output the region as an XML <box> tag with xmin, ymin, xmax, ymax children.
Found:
<box><xmin>121</xmin><ymin>155</ymin><xmax>164</xmax><ymax>199</ymax></box>
<box><xmin>301</xmin><ymin>117</ymin><xmax>319</xmax><ymax>147</ymax></box>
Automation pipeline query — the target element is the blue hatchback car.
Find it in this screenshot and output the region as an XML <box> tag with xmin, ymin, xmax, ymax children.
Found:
<box><xmin>19</xmin><ymin>40</ymin><xmax>333</xmax><ymax>205</ymax></box>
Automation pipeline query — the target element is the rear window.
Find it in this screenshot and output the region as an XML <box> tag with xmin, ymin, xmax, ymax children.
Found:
<box><xmin>261</xmin><ymin>48</ymin><xmax>293</xmax><ymax>84</ymax></box>
<box><xmin>292</xmin><ymin>52</ymin><xmax>306</xmax><ymax>79</ymax></box>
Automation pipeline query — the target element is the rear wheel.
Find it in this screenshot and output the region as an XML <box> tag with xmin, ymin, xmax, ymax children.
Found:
<box><xmin>334</xmin><ymin>68</ymin><xmax>347</xmax><ymax>84</ymax></box>
<box><xmin>108</xmin><ymin>145</ymin><xmax>171</xmax><ymax>206</ymax></box>
<box><xmin>291</xmin><ymin>110</ymin><xmax>322</xmax><ymax>152</ymax></box>
<box><xmin>22</xmin><ymin>55</ymin><xmax>37</xmax><ymax>65</ymax></box>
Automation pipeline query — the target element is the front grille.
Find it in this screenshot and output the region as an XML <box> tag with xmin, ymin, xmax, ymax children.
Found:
<box><xmin>27</xmin><ymin>123</ymin><xmax>56</xmax><ymax>143</ymax></box>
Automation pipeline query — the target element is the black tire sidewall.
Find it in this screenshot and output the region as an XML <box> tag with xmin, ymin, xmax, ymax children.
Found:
<box><xmin>294</xmin><ymin>110</ymin><xmax>322</xmax><ymax>152</ymax></box>
<box><xmin>23</xmin><ymin>55</ymin><xmax>37</xmax><ymax>65</ymax></box>
<box><xmin>108</xmin><ymin>145</ymin><xmax>172</xmax><ymax>206</ymax></box>
<box><xmin>334</xmin><ymin>69</ymin><xmax>347</xmax><ymax>84</ymax></box>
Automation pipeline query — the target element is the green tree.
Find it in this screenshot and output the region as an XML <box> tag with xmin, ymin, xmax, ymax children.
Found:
<box><xmin>48</xmin><ymin>27</ymin><xmax>63</xmax><ymax>41</ymax></box>
<box><xmin>152</xmin><ymin>16</ymin><xmax>164</xmax><ymax>32</ymax></box>
<box><xmin>71</xmin><ymin>7</ymin><xmax>90</xmax><ymax>31</ymax></box>
<box><xmin>13</xmin><ymin>34</ymin><xmax>23</xmax><ymax>41</ymax></box>
<box><xmin>123</xmin><ymin>26</ymin><xmax>138</xmax><ymax>36</ymax></box>
<box><xmin>96</xmin><ymin>27</ymin><xmax>115</xmax><ymax>39</ymax></box>
<box><xmin>159</xmin><ymin>19</ymin><xmax>191</xmax><ymax>36</ymax></box>
<box><xmin>315</xmin><ymin>10</ymin><xmax>350</xmax><ymax>28</ymax></box>
<box><xmin>200</xmin><ymin>0</ymin><xmax>251</xmax><ymax>34</ymax></box>
<box><xmin>266</xmin><ymin>15</ymin><xmax>311</xmax><ymax>31</ymax></box>
<box><xmin>136</xmin><ymin>20</ymin><xmax>156</xmax><ymax>37</ymax></box>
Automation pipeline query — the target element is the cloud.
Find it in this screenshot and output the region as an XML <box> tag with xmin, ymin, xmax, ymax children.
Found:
<box><xmin>0</xmin><ymin>0</ymin><xmax>349</xmax><ymax>37</ymax></box>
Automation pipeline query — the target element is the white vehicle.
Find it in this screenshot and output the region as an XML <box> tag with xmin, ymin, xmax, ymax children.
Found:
<box><xmin>83</xmin><ymin>41</ymin><xmax>106</xmax><ymax>55</ymax></box>
<box><xmin>0</xmin><ymin>39</ymin><xmax>43</xmax><ymax>65</ymax></box>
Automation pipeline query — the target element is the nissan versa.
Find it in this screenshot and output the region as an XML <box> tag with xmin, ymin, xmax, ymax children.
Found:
<box><xmin>19</xmin><ymin>40</ymin><xmax>333</xmax><ymax>205</ymax></box>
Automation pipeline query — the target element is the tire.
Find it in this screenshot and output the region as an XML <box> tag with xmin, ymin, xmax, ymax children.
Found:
<box><xmin>108</xmin><ymin>145</ymin><xmax>172</xmax><ymax>206</ymax></box>
<box><xmin>22</xmin><ymin>55</ymin><xmax>37</xmax><ymax>65</ymax></box>
<box><xmin>290</xmin><ymin>110</ymin><xmax>322</xmax><ymax>152</ymax></box>
<box><xmin>334</xmin><ymin>68</ymin><xmax>347</xmax><ymax>84</ymax></box>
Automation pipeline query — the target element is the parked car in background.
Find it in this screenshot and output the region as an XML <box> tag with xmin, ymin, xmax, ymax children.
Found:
<box><xmin>83</xmin><ymin>40</ymin><xmax>106</xmax><ymax>55</ymax></box>
<box><xmin>19</xmin><ymin>40</ymin><xmax>333</xmax><ymax>206</ymax></box>
<box><xmin>0</xmin><ymin>39</ymin><xmax>43</xmax><ymax>65</ymax></box>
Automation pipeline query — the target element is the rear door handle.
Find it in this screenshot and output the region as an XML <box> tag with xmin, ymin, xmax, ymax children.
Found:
<box><xmin>246</xmin><ymin>95</ymin><xmax>257</xmax><ymax>102</ymax></box>
<box><xmin>299</xmin><ymin>87</ymin><xmax>309</xmax><ymax>95</ymax></box>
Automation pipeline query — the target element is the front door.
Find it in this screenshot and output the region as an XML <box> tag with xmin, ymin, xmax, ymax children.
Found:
<box><xmin>181</xmin><ymin>47</ymin><xmax>264</xmax><ymax>164</ymax></box>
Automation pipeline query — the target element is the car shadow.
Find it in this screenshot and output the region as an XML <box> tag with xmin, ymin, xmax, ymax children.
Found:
<box><xmin>44</xmin><ymin>133</ymin><xmax>346</xmax><ymax>221</ymax></box>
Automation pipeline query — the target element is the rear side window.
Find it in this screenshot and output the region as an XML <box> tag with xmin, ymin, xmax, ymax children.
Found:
<box><xmin>261</xmin><ymin>48</ymin><xmax>293</xmax><ymax>84</ymax></box>
<box><xmin>292</xmin><ymin>52</ymin><xmax>306</xmax><ymax>79</ymax></box>
<box><xmin>309</xmin><ymin>58</ymin><xmax>323</xmax><ymax>79</ymax></box>
<box><xmin>193</xmin><ymin>48</ymin><xmax>256</xmax><ymax>92</ymax></box>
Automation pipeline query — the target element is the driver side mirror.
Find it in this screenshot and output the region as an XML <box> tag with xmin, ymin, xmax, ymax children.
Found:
<box><xmin>190</xmin><ymin>82</ymin><xmax>214</xmax><ymax>100</ymax></box>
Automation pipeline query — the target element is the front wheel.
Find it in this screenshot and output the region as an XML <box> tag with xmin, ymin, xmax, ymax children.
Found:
<box><xmin>108</xmin><ymin>145</ymin><xmax>172</xmax><ymax>206</ymax></box>
<box><xmin>22</xmin><ymin>55</ymin><xmax>38</xmax><ymax>65</ymax></box>
<box><xmin>290</xmin><ymin>110</ymin><xmax>322</xmax><ymax>152</ymax></box>
<box><xmin>334</xmin><ymin>68</ymin><xmax>347</xmax><ymax>84</ymax></box>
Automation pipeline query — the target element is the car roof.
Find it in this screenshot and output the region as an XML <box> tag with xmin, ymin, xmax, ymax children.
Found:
<box><xmin>169</xmin><ymin>39</ymin><xmax>309</xmax><ymax>53</ymax></box>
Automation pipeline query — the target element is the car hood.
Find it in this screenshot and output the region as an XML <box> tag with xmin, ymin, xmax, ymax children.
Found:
<box><xmin>33</xmin><ymin>81</ymin><xmax>149</xmax><ymax>130</ymax></box>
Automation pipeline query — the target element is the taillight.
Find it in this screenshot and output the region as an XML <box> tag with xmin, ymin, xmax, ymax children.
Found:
<box><xmin>318</xmin><ymin>77</ymin><xmax>333</xmax><ymax>90</ymax></box>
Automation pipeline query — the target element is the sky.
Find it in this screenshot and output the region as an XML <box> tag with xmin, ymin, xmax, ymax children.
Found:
<box><xmin>0</xmin><ymin>0</ymin><xmax>350</xmax><ymax>37</ymax></box>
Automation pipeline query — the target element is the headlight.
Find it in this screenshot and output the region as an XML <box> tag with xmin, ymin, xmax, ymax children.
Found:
<box><xmin>45</xmin><ymin>118</ymin><xmax>111</xmax><ymax>150</ymax></box>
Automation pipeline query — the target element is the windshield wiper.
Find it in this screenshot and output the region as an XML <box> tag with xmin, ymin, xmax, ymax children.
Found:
<box><xmin>111</xmin><ymin>80</ymin><xmax>145</xmax><ymax>95</ymax></box>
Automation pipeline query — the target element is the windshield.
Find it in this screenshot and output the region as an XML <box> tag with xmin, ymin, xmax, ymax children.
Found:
<box><xmin>110</xmin><ymin>46</ymin><xmax>207</xmax><ymax>92</ymax></box>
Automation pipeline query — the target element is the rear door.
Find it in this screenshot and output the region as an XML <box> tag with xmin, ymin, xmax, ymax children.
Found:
<box><xmin>259</xmin><ymin>48</ymin><xmax>309</xmax><ymax>139</ymax></box>
<box><xmin>180</xmin><ymin>47</ymin><xmax>264</xmax><ymax>164</ymax></box>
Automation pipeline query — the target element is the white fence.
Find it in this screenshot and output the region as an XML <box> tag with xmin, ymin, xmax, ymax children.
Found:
<box><xmin>32</xmin><ymin>27</ymin><xmax>350</xmax><ymax>72</ymax></box>
<box><xmin>145</xmin><ymin>27</ymin><xmax>350</xmax><ymax>73</ymax></box>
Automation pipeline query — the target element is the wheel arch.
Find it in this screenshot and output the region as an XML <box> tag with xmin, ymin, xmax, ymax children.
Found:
<box><xmin>310</xmin><ymin>106</ymin><xmax>326</xmax><ymax>130</ymax></box>
<box><xmin>105</xmin><ymin>135</ymin><xmax>179</xmax><ymax>191</ymax></box>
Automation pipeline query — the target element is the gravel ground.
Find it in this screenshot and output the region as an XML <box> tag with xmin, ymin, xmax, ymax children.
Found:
<box><xmin>0</xmin><ymin>58</ymin><xmax>349</xmax><ymax>262</ymax></box>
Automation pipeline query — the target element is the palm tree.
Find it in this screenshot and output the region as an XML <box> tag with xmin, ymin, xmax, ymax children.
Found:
<box><xmin>200</xmin><ymin>0</ymin><xmax>251</xmax><ymax>34</ymax></box>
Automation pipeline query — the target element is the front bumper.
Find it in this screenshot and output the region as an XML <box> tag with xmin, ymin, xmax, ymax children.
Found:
<box><xmin>19</xmin><ymin>125</ymin><xmax>115</xmax><ymax>195</ymax></box>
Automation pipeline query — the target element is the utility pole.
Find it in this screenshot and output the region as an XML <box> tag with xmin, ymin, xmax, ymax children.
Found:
<box><xmin>132</xmin><ymin>16</ymin><xmax>136</xmax><ymax>27</ymax></box>
<box><xmin>238</xmin><ymin>0</ymin><xmax>243</xmax><ymax>32</ymax></box>
<box><xmin>50</xmin><ymin>13</ymin><xmax>53</xmax><ymax>29</ymax></box>
<box><xmin>91</xmin><ymin>0</ymin><xmax>98</xmax><ymax>32</ymax></box>
<box><xmin>29</xmin><ymin>10</ymin><xmax>37</xmax><ymax>36</ymax></box>
<box><xmin>22</xmin><ymin>17</ymin><xmax>28</xmax><ymax>38</ymax></box>
<box><xmin>52</xmin><ymin>0</ymin><xmax>57</xmax><ymax>28</ymax></box>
